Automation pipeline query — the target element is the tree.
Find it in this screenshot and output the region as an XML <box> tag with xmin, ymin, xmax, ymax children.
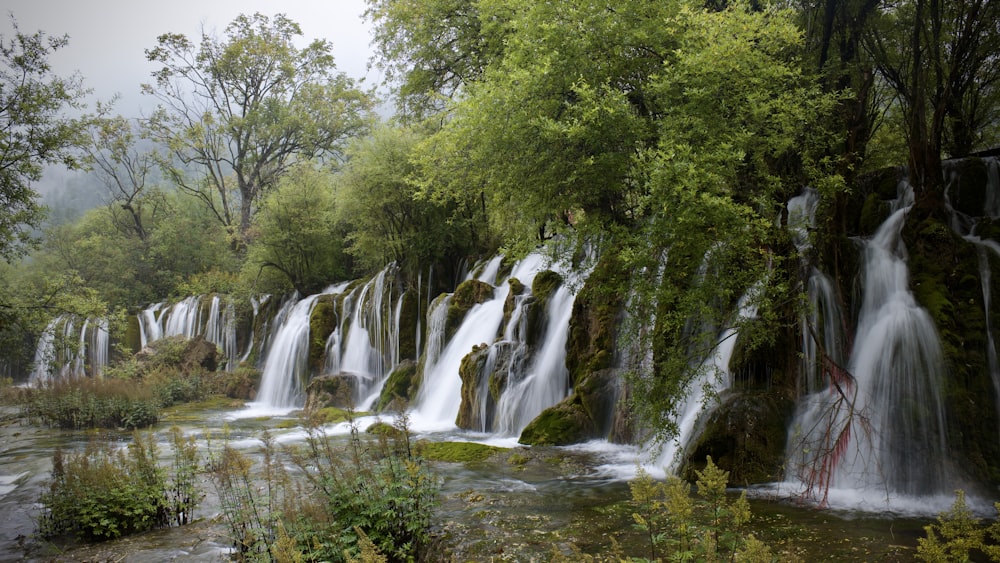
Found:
<box><xmin>365</xmin><ymin>0</ymin><xmax>512</xmax><ymax>118</ymax></box>
<box><xmin>242</xmin><ymin>163</ymin><xmax>349</xmax><ymax>295</ymax></box>
<box><xmin>81</xmin><ymin>102</ymin><xmax>165</xmax><ymax>242</ymax></box>
<box><xmin>865</xmin><ymin>0</ymin><xmax>1000</xmax><ymax>201</ymax></box>
<box><xmin>338</xmin><ymin>124</ymin><xmax>487</xmax><ymax>280</ymax></box>
<box><xmin>0</xmin><ymin>16</ymin><xmax>88</xmax><ymax>262</ymax></box>
<box><xmin>142</xmin><ymin>12</ymin><xmax>374</xmax><ymax>243</ymax></box>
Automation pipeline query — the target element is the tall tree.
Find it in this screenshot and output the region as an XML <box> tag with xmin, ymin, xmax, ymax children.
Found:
<box><xmin>865</xmin><ymin>0</ymin><xmax>1000</xmax><ymax>200</ymax></box>
<box><xmin>81</xmin><ymin>102</ymin><xmax>165</xmax><ymax>243</ymax></box>
<box><xmin>142</xmin><ymin>12</ymin><xmax>374</xmax><ymax>244</ymax></box>
<box><xmin>0</xmin><ymin>16</ymin><xmax>87</xmax><ymax>262</ymax></box>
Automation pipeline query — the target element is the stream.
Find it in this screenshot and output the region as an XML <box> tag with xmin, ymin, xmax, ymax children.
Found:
<box><xmin>0</xmin><ymin>402</ymin><xmax>934</xmax><ymax>562</ymax></box>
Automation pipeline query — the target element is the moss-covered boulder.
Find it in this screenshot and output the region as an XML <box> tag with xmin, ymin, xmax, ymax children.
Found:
<box><xmin>123</xmin><ymin>315</ymin><xmax>142</xmax><ymax>356</ymax></box>
<box><xmin>947</xmin><ymin>157</ymin><xmax>989</xmax><ymax>217</ymax></box>
<box><xmin>904</xmin><ymin>214</ymin><xmax>1000</xmax><ymax>486</ymax></box>
<box><xmin>416</xmin><ymin>440</ymin><xmax>505</xmax><ymax>463</ymax></box>
<box><xmin>681</xmin><ymin>391</ymin><xmax>794</xmax><ymax>485</ymax></box>
<box><xmin>305</xmin><ymin>374</ymin><xmax>358</xmax><ymax>410</ymax></box>
<box><xmin>376</xmin><ymin>359</ymin><xmax>421</xmax><ymax>411</ymax></box>
<box><xmin>526</xmin><ymin>270</ymin><xmax>563</xmax><ymax>347</ymax></box>
<box><xmin>518</xmin><ymin>395</ymin><xmax>594</xmax><ymax>446</ymax></box>
<box><xmin>446</xmin><ymin>279</ymin><xmax>495</xmax><ymax>341</ymax></box>
<box><xmin>397</xmin><ymin>290</ymin><xmax>420</xmax><ymax>362</ymax></box>
<box><xmin>309</xmin><ymin>295</ymin><xmax>338</xmax><ymax>373</ymax></box>
<box><xmin>218</xmin><ymin>363</ymin><xmax>261</xmax><ymax>400</ymax></box>
<box><xmin>135</xmin><ymin>335</ymin><xmax>219</xmax><ymax>374</ymax></box>
<box><xmin>456</xmin><ymin>344</ymin><xmax>491</xmax><ymax>430</ymax></box>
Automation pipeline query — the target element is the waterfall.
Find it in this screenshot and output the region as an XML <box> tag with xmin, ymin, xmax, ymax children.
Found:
<box><xmin>654</xmin><ymin>291</ymin><xmax>759</xmax><ymax>473</ymax></box>
<box><xmin>254</xmin><ymin>294</ymin><xmax>323</xmax><ymax>408</ymax></box>
<box><xmin>414</xmin><ymin>253</ymin><xmax>547</xmax><ymax>429</ymax></box>
<box><xmin>493</xmin><ymin>284</ymin><xmax>576</xmax><ymax>434</ymax></box>
<box><xmin>787</xmin><ymin>180</ymin><xmax>949</xmax><ymax>500</ymax></box>
<box><xmin>28</xmin><ymin>314</ymin><xmax>110</xmax><ymax>384</ymax></box>
<box><xmin>329</xmin><ymin>266</ymin><xmax>399</xmax><ymax>409</ymax></box>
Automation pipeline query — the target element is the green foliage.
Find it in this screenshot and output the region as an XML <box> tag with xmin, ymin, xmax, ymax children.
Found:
<box><xmin>415</xmin><ymin>440</ymin><xmax>504</xmax><ymax>463</ymax></box>
<box><xmin>0</xmin><ymin>15</ymin><xmax>88</xmax><ymax>262</ymax></box>
<box><xmin>628</xmin><ymin>457</ymin><xmax>771</xmax><ymax>562</ymax></box>
<box><xmin>38</xmin><ymin>429</ymin><xmax>200</xmax><ymax>541</ymax></box>
<box><xmin>337</xmin><ymin>124</ymin><xmax>489</xmax><ymax>280</ymax></box>
<box><xmin>143</xmin><ymin>12</ymin><xmax>373</xmax><ymax>238</ymax></box>
<box><xmin>22</xmin><ymin>378</ymin><xmax>160</xmax><ymax>430</ymax></box>
<box><xmin>211</xmin><ymin>414</ymin><xmax>440</xmax><ymax>562</ymax></box>
<box><xmin>916</xmin><ymin>490</ymin><xmax>1000</xmax><ymax>562</ymax></box>
<box><xmin>243</xmin><ymin>163</ymin><xmax>350</xmax><ymax>295</ymax></box>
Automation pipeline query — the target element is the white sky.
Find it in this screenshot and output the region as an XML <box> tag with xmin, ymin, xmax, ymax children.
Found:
<box><xmin>2</xmin><ymin>0</ymin><xmax>381</xmax><ymax>117</ymax></box>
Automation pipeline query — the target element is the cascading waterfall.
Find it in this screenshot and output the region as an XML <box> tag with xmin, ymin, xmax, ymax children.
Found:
<box><xmin>254</xmin><ymin>294</ymin><xmax>323</xmax><ymax>409</ymax></box>
<box><xmin>330</xmin><ymin>266</ymin><xmax>400</xmax><ymax>409</ymax></box>
<box><xmin>654</xmin><ymin>291</ymin><xmax>760</xmax><ymax>474</ymax></box>
<box><xmin>494</xmin><ymin>284</ymin><xmax>576</xmax><ymax>435</ymax></box>
<box><xmin>414</xmin><ymin>253</ymin><xmax>550</xmax><ymax>429</ymax></box>
<box><xmin>787</xmin><ymin>180</ymin><xmax>950</xmax><ymax>500</ymax></box>
<box><xmin>28</xmin><ymin>315</ymin><xmax>110</xmax><ymax>384</ymax></box>
<box><xmin>138</xmin><ymin>294</ymin><xmax>244</xmax><ymax>370</ymax></box>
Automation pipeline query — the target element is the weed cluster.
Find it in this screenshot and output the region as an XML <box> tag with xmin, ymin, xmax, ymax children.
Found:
<box><xmin>916</xmin><ymin>490</ymin><xmax>1000</xmax><ymax>562</ymax></box>
<box><xmin>38</xmin><ymin>428</ymin><xmax>199</xmax><ymax>541</ymax></box>
<box><xmin>22</xmin><ymin>377</ymin><xmax>160</xmax><ymax>429</ymax></box>
<box><xmin>210</xmin><ymin>411</ymin><xmax>440</xmax><ymax>562</ymax></box>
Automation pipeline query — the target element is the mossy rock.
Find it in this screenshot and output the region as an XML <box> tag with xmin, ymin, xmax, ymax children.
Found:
<box><xmin>503</xmin><ymin>277</ymin><xmax>526</xmax><ymax>328</ymax></box>
<box><xmin>681</xmin><ymin>391</ymin><xmax>794</xmax><ymax>485</ymax></box>
<box><xmin>518</xmin><ymin>395</ymin><xmax>595</xmax><ymax>446</ymax></box>
<box><xmin>309</xmin><ymin>295</ymin><xmax>338</xmax><ymax>372</ymax></box>
<box><xmin>573</xmin><ymin>368</ymin><xmax>621</xmax><ymax>439</ymax></box>
<box><xmin>218</xmin><ymin>363</ymin><xmax>261</xmax><ymax>400</ymax></box>
<box><xmin>947</xmin><ymin>157</ymin><xmax>989</xmax><ymax>217</ymax></box>
<box><xmin>456</xmin><ymin>344</ymin><xmax>491</xmax><ymax>430</ymax></box>
<box><xmin>376</xmin><ymin>359</ymin><xmax>420</xmax><ymax>411</ymax></box>
<box><xmin>525</xmin><ymin>270</ymin><xmax>563</xmax><ymax>347</ymax></box>
<box><xmin>859</xmin><ymin>192</ymin><xmax>890</xmax><ymax>236</ymax></box>
<box><xmin>305</xmin><ymin>374</ymin><xmax>358</xmax><ymax>410</ymax></box>
<box><xmin>397</xmin><ymin>290</ymin><xmax>420</xmax><ymax>362</ymax></box>
<box><xmin>903</xmin><ymin>214</ymin><xmax>1000</xmax><ymax>487</ymax></box>
<box><xmin>416</xmin><ymin>440</ymin><xmax>505</xmax><ymax>463</ymax></box>
<box><xmin>446</xmin><ymin>279</ymin><xmax>496</xmax><ymax>342</ymax></box>
<box><xmin>565</xmin><ymin>251</ymin><xmax>624</xmax><ymax>387</ymax></box>
<box><xmin>313</xmin><ymin>406</ymin><xmax>365</xmax><ymax>424</ymax></box>
<box><xmin>365</xmin><ymin>420</ymin><xmax>405</xmax><ymax>439</ymax></box>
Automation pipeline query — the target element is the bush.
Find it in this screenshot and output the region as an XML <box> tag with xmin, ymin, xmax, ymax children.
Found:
<box><xmin>917</xmin><ymin>490</ymin><xmax>1000</xmax><ymax>562</ymax></box>
<box><xmin>210</xmin><ymin>413</ymin><xmax>440</xmax><ymax>562</ymax></box>
<box><xmin>38</xmin><ymin>429</ymin><xmax>200</xmax><ymax>541</ymax></box>
<box><xmin>23</xmin><ymin>378</ymin><xmax>160</xmax><ymax>429</ymax></box>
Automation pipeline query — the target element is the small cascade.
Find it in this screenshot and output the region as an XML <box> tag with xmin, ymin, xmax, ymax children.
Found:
<box><xmin>327</xmin><ymin>266</ymin><xmax>400</xmax><ymax>409</ymax></box>
<box><xmin>788</xmin><ymin>187</ymin><xmax>847</xmax><ymax>394</ymax></box>
<box><xmin>138</xmin><ymin>295</ymin><xmax>246</xmax><ymax>370</ymax></box>
<box><xmin>788</xmin><ymin>180</ymin><xmax>949</xmax><ymax>500</ymax></box>
<box><xmin>28</xmin><ymin>314</ymin><xmax>110</xmax><ymax>384</ymax></box>
<box><xmin>494</xmin><ymin>283</ymin><xmax>576</xmax><ymax>434</ymax></box>
<box><xmin>254</xmin><ymin>294</ymin><xmax>323</xmax><ymax>408</ymax></box>
<box><xmin>655</xmin><ymin>291</ymin><xmax>759</xmax><ymax>473</ymax></box>
<box><xmin>414</xmin><ymin>253</ymin><xmax>547</xmax><ymax>429</ymax></box>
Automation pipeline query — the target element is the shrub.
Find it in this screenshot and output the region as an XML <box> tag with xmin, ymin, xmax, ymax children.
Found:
<box><xmin>210</xmin><ymin>413</ymin><xmax>440</xmax><ymax>562</ymax></box>
<box><xmin>23</xmin><ymin>378</ymin><xmax>159</xmax><ymax>429</ymax></box>
<box><xmin>917</xmin><ymin>490</ymin><xmax>1000</xmax><ymax>562</ymax></box>
<box><xmin>38</xmin><ymin>428</ymin><xmax>200</xmax><ymax>541</ymax></box>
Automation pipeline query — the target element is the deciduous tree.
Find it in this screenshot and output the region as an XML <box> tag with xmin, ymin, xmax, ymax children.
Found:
<box><xmin>142</xmin><ymin>12</ymin><xmax>374</xmax><ymax>244</ymax></box>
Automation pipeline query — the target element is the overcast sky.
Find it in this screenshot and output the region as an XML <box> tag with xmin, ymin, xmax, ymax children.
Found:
<box><xmin>2</xmin><ymin>0</ymin><xmax>381</xmax><ymax>117</ymax></box>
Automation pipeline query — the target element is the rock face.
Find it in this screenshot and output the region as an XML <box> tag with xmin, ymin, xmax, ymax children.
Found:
<box><xmin>519</xmin><ymin>253</ymin><xmax>627</xmax><ymax>446</ymax></box>
<box><xmin>305</xmin><ymin>374</ymin><xmax>358</xmax><ymax>410</ymax></box>
<box><xmin>376</xmin><ymin>359</ymin><xmax>421</xmax><ymax>411</ymax></box>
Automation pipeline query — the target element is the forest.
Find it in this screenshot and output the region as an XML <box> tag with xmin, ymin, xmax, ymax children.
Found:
<box><xmin>2</xmin><ymin>0</ymin><xmax>1000</xmax><ymax>560</ymax></box>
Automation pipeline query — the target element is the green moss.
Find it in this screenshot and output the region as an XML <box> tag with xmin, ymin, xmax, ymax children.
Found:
<box><xmin>416</xmin><ymin>440</ymin><xmax>505</xmax><ymax>463</ymax></box>
<box><xmin>365</xmin><ymin>420</ymin><xmax>403</xmax><ymax>438</ymax></box>
<box><xmin>309</xmin><ymin>296</ymin><xmax>337</xmax><ymax>372</ymax></box>
<box><xmin>376</xmin><ymin>359</ymin><xmax>420</xmax><ymax>411</ymax></box>
<box><xmin>518</xmin><ymin>396</ymin><xmax>594</xmax><ymax>446</ymax></box>
<box><xmin>446</xmin><ymin>279</ymin><xmax>495</xmax><ymax>341</ymax></box>
<box><xmin>314</xmin><ymin>406</ymin><xmax>365</xmax><ymax>424</ymax></box>
<box><xmin>525</xmin><ymin>270</ymin><xmax>563</xmax><ymax>347</ymax></box>
<box><xmin>859</xmin><ymin>192</ymin><xmax>889</xmax><ymax>236</ymax></box>
<box><xmin>682</xmin><ymin>392</ymin><xmax>794</xmax><ymax>485</ymax></box>
<box><xmin>397</xmin><ymin>290</ymin><xmax>419</xmax><ymax>361</ymax></box>
<box><xmin>123</xmin><ymin>315</ymin><xmax>142</xmax><ymax>356</ymax></box>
